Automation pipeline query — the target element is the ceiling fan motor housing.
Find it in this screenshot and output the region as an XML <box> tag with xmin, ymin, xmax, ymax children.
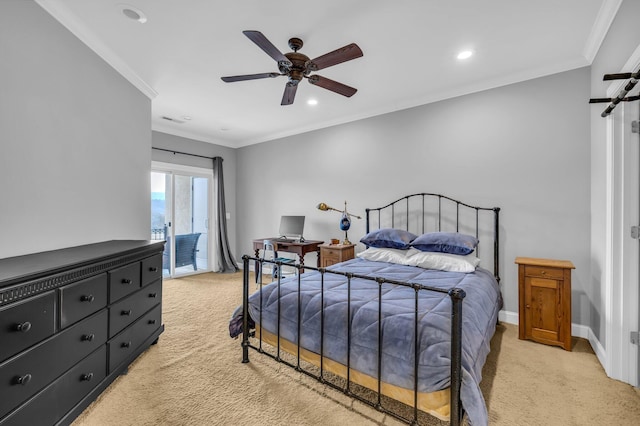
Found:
<box><xmin>281</xmin><ymin>51</ymin><xmax>311</xmax><ymax>82</ymax></box>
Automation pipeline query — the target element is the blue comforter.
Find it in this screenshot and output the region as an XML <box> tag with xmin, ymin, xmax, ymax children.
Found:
<box><xmin>232</xmin><ymin>258</ymin><xmax>501</xmax><ymax>426</ymax></box>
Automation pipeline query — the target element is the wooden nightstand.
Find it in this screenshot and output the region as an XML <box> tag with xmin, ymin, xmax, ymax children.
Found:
<box><xmin>515</xmin><ymin>257</ymin><xmax>575</xmax><ymax>351</ymax></box>
<box><xmin>320</xmin><ymin>244</ymin><xmax>355</xmax><ymax>267</ymax></box>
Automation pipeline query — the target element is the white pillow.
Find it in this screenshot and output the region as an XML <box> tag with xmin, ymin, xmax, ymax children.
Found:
<box><xmin>406</xmin><ymin>248</ymin><xmax>480</xmax><ymax>273</ymax></box>
<box><xmin>356</xmin><ymin>247</ymin><xmax>411</xmax><ymax>265</ymax></box>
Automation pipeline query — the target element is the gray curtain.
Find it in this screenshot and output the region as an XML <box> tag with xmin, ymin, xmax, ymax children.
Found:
<box><xmin>212</xmin><ymin>157</ymin><xmax>239</xmax><ymax>273</ymax></box>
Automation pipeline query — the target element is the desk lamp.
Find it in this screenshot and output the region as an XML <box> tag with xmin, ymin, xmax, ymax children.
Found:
<box><xmin>316</xmin><ymin>201</ymin><xmax>361</xmax><ymax>245</ymax></box>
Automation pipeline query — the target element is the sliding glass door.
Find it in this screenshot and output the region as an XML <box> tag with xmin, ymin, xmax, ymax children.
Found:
<box><xmin>151</xmin><ymin>164</ymin><xmax>211</xmax><ymax>278</ymax></box>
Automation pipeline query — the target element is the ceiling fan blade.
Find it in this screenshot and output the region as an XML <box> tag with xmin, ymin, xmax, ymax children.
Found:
<box><xmin>603</xmin><ymin>73</ymin><xmax>633</xmax><ymax>81</ymax></box>
<box><xmin>221</xmin><ymin>72</ymin><xmax>281</xmax><ymax>82</ymax></box>
<box><xmin>243</xmin><ymin>30</ymin><xmax>292</xmax><ymax>68</ymax></box>
<box><xmin>307</xmin><ymin>75</ymin><xmax>357</xmax><ymax>97</ymax></box>
<box><xmin>308</xmin><ymin>43</ymin><xmax>363</xmax><ymax>71</ymax></box>
<box><xmin>281</xmin><ymin>81</ymin><xmax>298</xmax><ymax>105</ymax></box>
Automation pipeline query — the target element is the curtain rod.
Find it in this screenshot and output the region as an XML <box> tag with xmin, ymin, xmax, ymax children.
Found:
<box><xmin>152</xmin><ymin>147</ymin><xmax>221</xmax><ymax>161</ymax></box>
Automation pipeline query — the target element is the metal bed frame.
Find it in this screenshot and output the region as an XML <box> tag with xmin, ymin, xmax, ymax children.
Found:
<box><xmin>240</xmin><ymin>193</ymin><xmax>500</xmax><ymax>425</ymax></box>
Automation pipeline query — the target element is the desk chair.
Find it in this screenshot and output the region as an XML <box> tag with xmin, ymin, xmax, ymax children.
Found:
<box><xmin>259</xmin><ymin>239</ymin><xmax>297</xmax><ymax>285</ymax></box>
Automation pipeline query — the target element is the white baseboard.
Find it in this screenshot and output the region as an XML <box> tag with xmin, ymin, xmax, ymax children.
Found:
<box><xmin>498</xmin><ymin>310</ymin><xmax>518</xmax><ymax>325</ymax></box>
<box><xmin>499</xmin><ymin>310</ymin><xmax>606</xmax><ymax>367</ymax></box>
<box><xmin>499</xmin><ymin>310</ymin><xmax>591</xmax><ymax>338</ymax></box>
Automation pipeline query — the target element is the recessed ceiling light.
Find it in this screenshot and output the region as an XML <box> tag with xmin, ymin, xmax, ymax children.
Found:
<box><xmin>182</xmin><ymin>116</ymin><xmax>192</xmax><ymax>121</ymax></box>
<box><xmin>220</xmin><ymin>128</ymin><xmax>230</xmax><ymax>131</ymax></box>
<box><xmin>119</xmin><ymin>5</ymin><xmax>147</xmax><ymax>23</ymax></box>
<box><xmin>457</xmin><ymin>50</ymin><xmax>473</xmax><ymax>60</ymax></box>
<box><xmin>307</xmin><ymin>99</ymin><xmax>318</xmax><ymax>106</ymax></box>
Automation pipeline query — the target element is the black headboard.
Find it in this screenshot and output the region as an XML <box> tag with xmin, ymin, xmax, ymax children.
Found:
<box><xmin>365</xmin><ymin>193</ymin><xmax>501</xmax><ymax>283</ymax></box>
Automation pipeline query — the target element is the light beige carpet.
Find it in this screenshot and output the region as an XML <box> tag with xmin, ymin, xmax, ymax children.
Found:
<box><xmin>72</xmin><ymin>272</ymin><xmax>640</xmax><ymax>426</ymax></box>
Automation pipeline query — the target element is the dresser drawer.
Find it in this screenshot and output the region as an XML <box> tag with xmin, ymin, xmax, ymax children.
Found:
<box><xmin>524</xmin><ymin>265</ymin><xmax>564</xmax><ymax>280</ymax></box>
<box><xmin>109</xmin><ymin>280</ymin><xmax>162</xmax><ymax>338</ymax></box>
<box><xmin>109</xmin><ymin>304</ymin><xmax>162</xmax><ymax>373</ymax></box>
<box><xmin>60</xmin><ymin>273</ymin><xmax>108</xmax><ymax>329</ymax></box>
<box><xmin>108</xmin><ymin>262</ymin><xmax>141</xmax><ymax>303</ymax></box>
<box><xmin>141</xmin><ymin>254</ymin><xmax>162</xmax><ymax>287</ymax></box>
<box><xmin>0</xmin><ymin>291</ymin><xmax>55</xmax><ymax>363</ymax></box>
<box><xmin>0</xmin><ymin>346</ymin><xmax>107</xmax><ymax>426</ymax></box>
<box><xmin>0</xmin><ymin>309</ymin><xmax>107</xmax><ymax>419</ymax></box>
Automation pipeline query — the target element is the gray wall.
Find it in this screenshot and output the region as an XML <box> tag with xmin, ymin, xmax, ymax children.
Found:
<box><xmin>0</xmin><ymin>0</ymin><xmax>151</xmax><ymax>258</ymax></box>
<box><xmin>589</xmin><ymin>0</ymin><xmax>640</xmax><ymax>344</ymax></box>
<box><xmin>151</xmin><ymin>131</ymin><xmax>238</xmax><ymax>253</ymax></box>
<box><xmin>238</xmin><ymin>67</ymin><xmax>591</xmax><ymax>323</ymax></box>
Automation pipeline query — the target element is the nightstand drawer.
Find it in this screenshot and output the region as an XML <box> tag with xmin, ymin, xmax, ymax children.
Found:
<box><xmin>524</xmin><ymin>265</ymin><xmax>564</xmax><ymax>280</ymax></box>
<box><xmin>0</xmin><ymin>291</ymin><xmax>56</xmax><ymax>363</ymax></box>
<box><xmin>323</xmin><ymin>248</ymin><xmax>341</xmax><ymax>258</ymax></box>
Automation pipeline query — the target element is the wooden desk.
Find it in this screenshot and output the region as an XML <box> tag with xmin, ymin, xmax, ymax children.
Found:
<box><xmin>253</xmin><ymin>238</ymin><xmax>324</xmax><ymax>269</ymax></box>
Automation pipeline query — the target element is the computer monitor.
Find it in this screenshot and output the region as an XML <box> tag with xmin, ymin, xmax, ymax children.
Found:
<box><xmin>279</xmin><ymin>215</ymin><xmax>305</xmax><ymax>241</ymax></box>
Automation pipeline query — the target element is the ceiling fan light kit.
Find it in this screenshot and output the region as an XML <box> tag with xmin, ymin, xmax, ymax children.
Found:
<box><xmin>221</xmin><ymin>30</ymin><xmax>363</xmax><ymax>106</ymax></box>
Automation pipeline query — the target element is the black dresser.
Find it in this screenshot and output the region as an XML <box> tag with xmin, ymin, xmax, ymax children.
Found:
<box><xmin>0</xmin><ymin>240</ymin><xmax>165</xmax><ymax>425</ymax></box>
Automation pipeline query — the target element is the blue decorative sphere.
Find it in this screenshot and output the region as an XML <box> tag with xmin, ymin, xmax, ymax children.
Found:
<box><xmin>339</xmin><ymin>212</ymin><xmax>351</xmax><ymax>231</ymax></box>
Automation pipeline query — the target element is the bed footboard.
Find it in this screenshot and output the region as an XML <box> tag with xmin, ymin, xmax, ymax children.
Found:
<box><xmin>240</xmin><ymin>255</ymin><xmax>467</xmax><ymax>426</ymax></box>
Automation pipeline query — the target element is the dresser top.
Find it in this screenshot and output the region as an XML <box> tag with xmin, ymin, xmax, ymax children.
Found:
<box><xmin>514</xmin><ymin>256</ymin><xmax>575</xmax><ymax>269</ymax></box>
<box><xmin>0</xmin><ymin>240</ymin><xmax>165</xmax><ymax>288</ymax></box>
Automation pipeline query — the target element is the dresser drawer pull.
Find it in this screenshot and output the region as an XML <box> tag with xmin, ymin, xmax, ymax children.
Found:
<box><xmin>81</xmin><ymin>373</ymin><xmax>94</xmax><ymax>382</ymax></box>
<box><xmin>14</xmin><ymin>374</ymin><xmax>32</xmax><ymax>386</ymax></box>
<box><xmin>149</xmin><ymin>292</ymin><xmax>158</xmax><ymax>298</ymax></box>
<box><xmin>121</xmin><ymin>278</ymin><xmax>133</xmax><ymax>284</ymax></box>
<box><xmin>121</xmin><ymin>310</ymin><xmax>132</xmax><ymax>316</ymax></box>
<box><xmin>149</xmin><ymin>267</ymin><xmax>158</xmax><ymax>272</ymax></box>
<box><xmin>82</xmin><ymin>333</ymin><xmax>95</xmax><ymax>342</ymax></box>
<box><xmin>81</xmin><ymin>294</ymin><xmax>95</xmax><ymax>302</ymax></box>
<box><xmin>121</xmin><ymin>341</ymin><xmax>131</xmax><ymax>348</ymax></box>
<box><xmin>148</xmin><ymin>319</ymin><xmax>157</xmax><ymax>325</ymax></box>
<box><xmin>14</xmin><ymin>322</ymin><xmax>32</xmax><ymax>333</ymax></box>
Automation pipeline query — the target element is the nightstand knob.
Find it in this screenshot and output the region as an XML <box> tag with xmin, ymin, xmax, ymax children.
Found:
<box><xmin>526</xmin><ymin>304</ymin><xmax>530</xmax><ymax>309</ymax></box>
<box><xmin>122</xmin><ymin>278</ymin><xmax>132</xmax><ymax>284</ymax></box>
<box><xmin>81</xmin><ymin>373</ymin><xmax>94</xmax><ymax>382</ymax></box>
<box><xmin>81</xmin><ymin>295</ymin><xmax>95</xmax><ymax>302</ymax></box>
<box><xmin>121</xmin><ymin>341</ymin><xmax>131</xmax><ymax>348</ymax></box>
<box><xmin>541</xmin><ymin>270</ymin><xmax>546</xmax><ymax>275</ymax></box>
<box><xmin>82</xmin><ymin>333</ymin><xmax>95</xmax><ymax>342</ymax></box>
<box><xmin>121</xmin><ymin>310</ymin><xmax>132</xmax><ymax>316</ymax></box>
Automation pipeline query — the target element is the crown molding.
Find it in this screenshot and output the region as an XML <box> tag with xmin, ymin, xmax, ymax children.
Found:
<box><xmin>583</xmin><ymin>0</ymin><xmax>623</xmax><ymax>63</ymax></box>
<box><xmin>35</xmin><ymin>0</ymin><xmax>158</xmax><ymax>100</ymax></box>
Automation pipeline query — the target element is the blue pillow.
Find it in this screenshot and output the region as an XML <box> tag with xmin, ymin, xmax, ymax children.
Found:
<box><xmin>360</xmin><ymin>228</ymin><xmax>417</xmax><ymax>250</ymax></box>
<box><xmin>410</xmin><ymin>232</ymin><xmax>478</xmax><ymax>255</ymax></box>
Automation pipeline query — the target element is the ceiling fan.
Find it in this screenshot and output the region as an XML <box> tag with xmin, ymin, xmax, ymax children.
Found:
<box><xmin>221</xmin><ymin>31</ymin><xmax>363</xmax><ymax>105</ymax></box>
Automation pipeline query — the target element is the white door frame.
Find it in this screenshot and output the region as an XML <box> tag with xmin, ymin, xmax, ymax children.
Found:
<box><xmin>603</xmin><ymin>45</ymin><xmax>640</xmax><ymax>386</ymax></box>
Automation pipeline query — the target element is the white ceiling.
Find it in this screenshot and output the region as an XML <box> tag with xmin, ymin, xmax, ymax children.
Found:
<box><xmin>37</xmin><ymin>0</ymin><xmax>619</xmax><ymax>148</ymax></box>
